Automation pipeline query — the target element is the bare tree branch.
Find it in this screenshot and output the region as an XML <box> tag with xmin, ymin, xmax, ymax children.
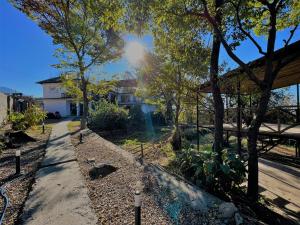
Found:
<box><xmin>200</xmin><ymin>0</ymin><xmax>264</xmax><ymax>89</ymax></box>
<box><xmin>283</xmin><ymin>25</ymin><xmax>298</xmax><ymax>47</ymax></box>
<box><xmin>273</xmin><ymin>25</ymin><xmax>299</xmax><ymax>74</ymax></box>
<box><xmin>230</xmin><ymin>0</ymin><xmax>266</xmax><ymax>55</ymax></box>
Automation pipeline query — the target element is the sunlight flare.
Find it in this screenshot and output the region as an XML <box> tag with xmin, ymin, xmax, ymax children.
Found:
<box><xmin>124</xmin><ymin>41</ymin><xmax>145</xmax><ymax>66</ymax></box>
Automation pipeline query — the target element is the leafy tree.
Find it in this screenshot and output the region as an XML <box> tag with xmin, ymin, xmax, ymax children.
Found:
<box><xmin>127</xmin><ymin>0</ymin><xmax>230</xmax><ymax>165</ymax></box>
<box><xmin>11</xmin><ymin>0</ymin><xmax>124</xmax><ymax>128</ymax></box>
<box><xmin>129</xmin><ymin>0</ymin><xmax>299</xmax><ymax>200</ymax></box>
<box><xmin>197</xmin><ymin>0</ymin><xmax>299</xmax><ymax>201</ymax></box>
<box><xmin>61</xmin><ymin>74</ymin><xmax>116</xmax><ymax>108</ymax></box>
<box><xmin>137</xmin><ymin>48</ymin><xmax>207</xmax><ymax>150</ymax></box>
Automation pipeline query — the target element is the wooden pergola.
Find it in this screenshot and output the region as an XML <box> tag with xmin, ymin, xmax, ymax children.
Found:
<box><xmin>197</xmin><ymin>40</ymin><xmax>300</xmax><ymax>157</ymax></box>
<box><xmin>199</xmin><ymin>40</ymin><xmax>300</xmax><ymax>94</ymax></box>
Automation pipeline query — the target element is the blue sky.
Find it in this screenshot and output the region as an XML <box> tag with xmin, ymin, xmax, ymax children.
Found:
<box><xmin>0</xmin><ymin>0</ymin><xmax>299</xmax><ymax>97</ymax></box>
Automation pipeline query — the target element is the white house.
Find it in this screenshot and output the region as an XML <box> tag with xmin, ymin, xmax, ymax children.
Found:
<box><xmin>37</xmin><ymin>77</ymin><xmax>82</xmax><ymax>117</ymax></box>
<box><xmin>109</xmin><ymin>79</ymin><xmax>156</xmax><ymax>113</ymax></box>
<box><xmin>37</xmin><ymin>76</ymin><xmax>155</xmax><ymax>116</ymax></box>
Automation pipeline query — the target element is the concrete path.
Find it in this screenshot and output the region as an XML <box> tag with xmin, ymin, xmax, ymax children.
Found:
<box><xmin>258</xmin><ymin>158</ymin><xmax>300</xmax><ymax>221</ymax></box>
<box><xmin>21</xmin><ymin>118</ymin><xmax>98</xmax><ymax>225</ymax></box>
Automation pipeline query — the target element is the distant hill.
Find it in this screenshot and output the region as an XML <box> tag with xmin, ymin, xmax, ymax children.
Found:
<box><xmin>0</xmin><ymin>86</ymin><xmax>18</xmax><ymax>95</ymax></box>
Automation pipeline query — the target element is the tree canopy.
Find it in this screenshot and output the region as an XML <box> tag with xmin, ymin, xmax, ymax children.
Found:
<box><xmin>11</xmin><ymin>0</ymin><xmax>125</xmax><ymax>128</ymax></box>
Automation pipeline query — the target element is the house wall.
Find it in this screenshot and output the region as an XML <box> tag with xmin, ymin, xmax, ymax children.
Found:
<box><xmin>0</xmin><ymin>93</ymin><xmax>12</xmax><ymax>126</ymax></box>
<box><xmin>43</xmin><ymin>99</ymin><xmax>70</xmax><ymax>116</ymax></box>
<box><xmin>43</xmin><ymin>83</ymin><xmax>65</xmax><ymax>98</ymax></box>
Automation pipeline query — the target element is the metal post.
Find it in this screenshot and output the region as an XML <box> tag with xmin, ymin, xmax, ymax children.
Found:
<box><xmin>196</xmin><ymin>92</ymin><xmax>199</xmax><ymax>151</ymax></box>
<box><xmin>141</xmin><ymin>144</ymin><xmax>144</xmax><ymax>158</ymax></box>
<box><xmin>15</xmin><ymin>150</ymin><xmax>21</xmax><ymax>175</ymax></box>
<box><xmin>277</xmin><ymin>108</ymin><xmax>281</xmax><ymax>132</ymax></box>
<box><xmin>297</xmin><ymin>84</ymin><xmax>299</xmax><ymax>123</ymax></box>
<box><xmin>237</xmin><ymin>79</ymin><xmax>242</xmax><ymax>155</ymax></box>
<box><xmin>134</xmin><ymin>190</ymin><xmax>141</xmax><ymax>225</ymax></box>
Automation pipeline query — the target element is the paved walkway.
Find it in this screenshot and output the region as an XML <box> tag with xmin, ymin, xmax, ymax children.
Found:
<box><xmin>21</xmin><ymin>118</ymin><xmax>97</xmax><ymax>225</ymax></box>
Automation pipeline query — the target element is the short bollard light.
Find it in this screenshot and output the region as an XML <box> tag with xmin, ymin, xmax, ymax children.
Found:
<box><xmin>42</xmin><ymin>122</ymin><xmax>45</xmax><ymax>134</ymax></box>
<box><xmin>15</xmin><ymin>150</ymin><xmax>21</xmax><ymax>175</ymax></box>
<box><xmin>134</xmin><ymin>190</ymin><xmax>142</xmax><ymax>225</ymax></box>
<box><xmin>79</xmin><ymin>132</ymin><xmax>83</xmax><ymax>143</ymax></box>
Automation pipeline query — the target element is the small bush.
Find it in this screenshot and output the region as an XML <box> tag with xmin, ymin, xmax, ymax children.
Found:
<box><xmin>9</xmin><ymin>105</ymin><xmax>46</xmax><ymax>131</ymax></box>
<box><xmin>182</xmin><ymin>128</ymin><xmax>197</xmax><ymax>141</ymax></box>
<box><xmin>173</xmin><ymin>147</ymin><xmax>246</xmax><ymax>192</ymax></box>
<box><xmin>9</xmin><ymin>112</ymin><xmax>27</xmax><ymax>130</ymax></box>
<box><xmin>24</xmin><ymin>105</ymin><xmax>47</xmax><ymax>127</ymax></box>
<box><xmin>123</xmin><ymin>138</ymin><xmax>140</xmax><ymax>147</ymax></box>
<box><xmin>128</xmin><ymin>105</ymin><xmax>145</xmax><ymax>130</ymax></box>
<box><xmin>89</xmin><ymin>100</ymin><xmax>128</xmax><ymax>130</ymax></box>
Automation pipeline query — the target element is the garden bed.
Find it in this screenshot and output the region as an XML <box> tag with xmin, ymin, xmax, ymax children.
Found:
<box><xmin>0</xmin><ymin>125</ymin><xmax>51</xmax><ymax>225</ymax></box>
<box><xmin>98</xmin><ymin>126</ymin><xmax>175</xmax><ymax>166</ymax></box>
<box><xmin>70</xmin><ymin>130</ymin><xmax>233</xmax><ymax>225</ymax></box>
<box><xmin>70</xmin><ymin>131</ymin><xmax>172</xmax><ymax>225</ymax></box>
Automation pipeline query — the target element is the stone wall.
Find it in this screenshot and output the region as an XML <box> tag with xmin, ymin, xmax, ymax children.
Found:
<box><xmin>0</xmin><ymin>92</ymin><xmax>11</xmax><ymax>126</ymax></box>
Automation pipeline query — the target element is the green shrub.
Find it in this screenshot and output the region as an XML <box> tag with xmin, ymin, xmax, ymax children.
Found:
<box><xmin>182</xmin><ymin>128</ymin><xmax>197</xmax><ymax>141</ymax></box>
<box><xmin>128</xmin><ymin>105</ymin><xmax>145</xmax><ymax>130</ymax></box>
<box><xmin>9</xmin><ymin>112</ymin><xmax>27</xmax><ymax>130</ymax></box>
<box><xmin>123</xmin><ymin>138</ymin><xmax>140</xmax><ymax>147</ymax></box>
<box><xmin>173</xmin><ymin>147</ymin><xmax>246</xmax><ymax>192</ymax></box>
<box><xmin>89</xmin><ymin>100</ymin><xmax>128</xmax><ymax>130</ymax></box>
<box><xmin>24</xmin><ymin>105</ymin><xmax>47</xmax><ymax>127</ymax></box>
<box><xmin>9</xmin><ymin>105</ymin><xmax>46</xmax><ymax>131</ymax></box>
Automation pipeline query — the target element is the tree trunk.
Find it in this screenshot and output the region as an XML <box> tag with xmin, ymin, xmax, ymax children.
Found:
<box><xmin>166</xmin><ymin>97</ymin><xmax>173</xmax><ymax>125</ymax></box>
<box><xmin>172</xmin><ymin>101</ymin><xmax>181</xmax><ymax>151</ymax></box>
<box><xmin>210</xmin><ymin>20</ymin><xmax>224</xmax><ymax>162</ymax></box>
<box><xmin>247</xmin><ymin>88</ymin><xmax>272</xmax><ymax>201</ymax></box>
<box><xmin>80</xmin><ymin>76</ymin><xmax>88</xmax><ymax>129</ymax></box>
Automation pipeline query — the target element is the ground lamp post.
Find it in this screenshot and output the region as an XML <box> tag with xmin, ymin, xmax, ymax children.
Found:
<box><xmin>79</xmin><ymin>131</ymin><xmax>83</xmax><ymax>144</ymax></box>
<box><xmin>42</xmin><ymin>122</ymin><xmax>45</xmax><ymax>134</ymax></box>
<box><xmin>15</xmin><ymin>150</ymin><xmax>21</xmax><ymax>175</ymax></box>
<box><xmin>134</xmin><ymin>190</ymin><xmax>142</xmax><ymax>225</ymax></box>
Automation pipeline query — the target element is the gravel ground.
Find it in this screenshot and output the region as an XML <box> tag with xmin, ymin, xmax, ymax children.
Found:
<box><xmin>0</xmin><ymin>127</ymin><xmax>51</xmax><ymax>225</ymax></box>
<box><xmin>71</xmin><ymin>131</ymin><xmax>230</xmax><ymax>225</ymax></box>
<box><xmin>71</xmin><ymin>131</ymin><xmax>173</xmax><ymax>225</ymax></box>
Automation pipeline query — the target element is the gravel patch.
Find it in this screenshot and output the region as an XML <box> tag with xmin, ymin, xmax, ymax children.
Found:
<box><xmin>71</xmin><ymin>131</ymin><xmax>172</xmax><ymax>225</ymax></box>
<box><xmin>71</xmin><ymin>131</ymin><xmax>232</xmax><ymax>225</ymax></box>
<box><xmin>0</xmin><ymin>128</ymin><xmax>51</xmax><ymax>225</ymax></box>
